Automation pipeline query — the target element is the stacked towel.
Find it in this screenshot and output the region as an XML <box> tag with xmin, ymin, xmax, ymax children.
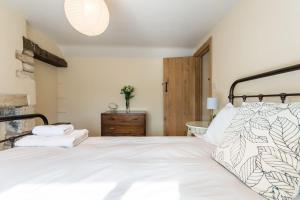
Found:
<box><xmin>15</xmin><ymin>129</ymin><xmax>89</xmax><ymax>148</ymax></box>
<box><xmin>32</xmin><ymin>125</ymin><xmax>74</xmax><ymax>136</ymax></box>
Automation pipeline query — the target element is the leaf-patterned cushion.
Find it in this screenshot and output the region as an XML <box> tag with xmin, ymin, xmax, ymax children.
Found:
<box><xmin>213</xmin><ymin>102</ymin><xmax>300</xmax><ymax>200</ymax></box>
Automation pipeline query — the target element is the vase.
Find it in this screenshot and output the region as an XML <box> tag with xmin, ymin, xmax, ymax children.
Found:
<box><xmin>125</xmin><ymin>99</ymin><xmax>130</xmax><ymax>112</ymax></box>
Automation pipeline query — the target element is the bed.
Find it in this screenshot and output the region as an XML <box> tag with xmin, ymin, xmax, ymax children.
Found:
<box><xmin>0</xmin><ymin>64</ymin><xmax>300</xmax><ymax>200</ymax></box>
<box><xmin>0</xmin><ymin>137</ymin><xmax>265</xmax><ymax>200</ymax></box>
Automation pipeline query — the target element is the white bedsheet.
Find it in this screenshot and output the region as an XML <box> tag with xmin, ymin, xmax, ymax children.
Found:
<box><xmin>0</xmin><ymin>137</ymin><xmax>270</xmax><ymax>200</ymax></box>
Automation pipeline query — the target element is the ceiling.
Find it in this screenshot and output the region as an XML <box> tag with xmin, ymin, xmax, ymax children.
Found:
<box><xmin>5</xmin><ymin>0</ymin><xmax>239</xmax><ymax>48</ymax></box>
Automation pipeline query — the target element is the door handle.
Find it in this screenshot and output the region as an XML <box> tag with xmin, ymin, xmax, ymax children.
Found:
<box><xmin>162</xmin><ymin>81</ymin><xmax>168</xmax><ymax>93</ymax></box>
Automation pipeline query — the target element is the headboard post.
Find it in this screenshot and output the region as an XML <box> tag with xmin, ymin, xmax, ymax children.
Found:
<box><xmin>242</xmin><ymin>95</ymin><xmax>247</xmax><ymax>102</ymax></box>
<box><xmin>280</xmin><ymin>93</ymin><xmax>287</xmax><ymax>103</ymax></box>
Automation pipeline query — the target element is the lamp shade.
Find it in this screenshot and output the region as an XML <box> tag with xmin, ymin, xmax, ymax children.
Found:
<box><xmin>207</xmin><ymin>97</ymin><xmax>218</xmax><ymax>110</ymax></box>
<box><xmin>64</xmin><ymin>0</ymin><xmax>110</xmax><ymax>36</ymax></box>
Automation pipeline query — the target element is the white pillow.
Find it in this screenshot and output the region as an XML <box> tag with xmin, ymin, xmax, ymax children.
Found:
<box><xmin>203</xmin><ymin>103</ymin><xmax>238</xmax><ymax>145</ymax></box>
<box><xmin>213</xmin><ymin>102</ymin><xmax>300</xmax><ymax>199</ymax></box>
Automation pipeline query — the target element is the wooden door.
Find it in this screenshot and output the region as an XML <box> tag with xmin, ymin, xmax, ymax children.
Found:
<box><xmin>163</xmin><ymin>57</ymin><xmax>201</xmax><ymax>136</ymax></box>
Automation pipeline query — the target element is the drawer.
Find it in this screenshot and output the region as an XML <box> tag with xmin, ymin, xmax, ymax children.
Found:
<box><xmin>102</xmin><ymin>125</ymin><xmax>145</xmax><ymax>136</ymax></box>
<box><xmin>102</xmin><ymin>114</ymin><xmax>145</xmax><ymax>125</ymax></box>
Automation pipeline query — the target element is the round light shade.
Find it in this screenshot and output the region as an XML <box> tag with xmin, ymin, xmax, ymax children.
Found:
<box><xmin>64</xmin><ymin>0</ymin><xmax>109</xmax><ymax>36</ymax></box>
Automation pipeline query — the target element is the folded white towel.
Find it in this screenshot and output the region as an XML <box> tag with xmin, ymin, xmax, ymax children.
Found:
<box><xmin>15</xmin><ymin>129</ymin><xmax>89</xmax><ymax>148</ymax></box>
<box><xmin>32</xmin><ymin>124</ymin><xmax>74</xmax><ymax>136</ymax></box>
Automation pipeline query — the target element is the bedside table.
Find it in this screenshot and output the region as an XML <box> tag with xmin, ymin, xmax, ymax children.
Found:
<box><xmin>186</xmin><ymin>121</ymin><xmax>209</xmax><ymax>137</ymax></box>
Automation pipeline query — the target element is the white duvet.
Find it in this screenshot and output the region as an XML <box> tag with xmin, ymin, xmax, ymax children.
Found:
<box><xmin>0</xmin><ymin>137</ymin><xmax>269</xmax><ymax>200</ymax></box>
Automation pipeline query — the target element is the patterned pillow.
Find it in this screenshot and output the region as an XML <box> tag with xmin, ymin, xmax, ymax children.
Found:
<box><xmin>213</xmin><ymin>102</ymin><xmax>300</xmax><ymax>200</ymax></box>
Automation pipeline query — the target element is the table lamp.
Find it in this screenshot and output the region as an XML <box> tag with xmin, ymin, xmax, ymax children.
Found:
<box><xmin>207</xmin><ymin>97</ymin><xmax>218</xmax><ymax>121</ymax></box>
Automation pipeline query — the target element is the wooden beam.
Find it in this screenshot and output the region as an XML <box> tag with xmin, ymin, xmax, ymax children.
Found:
<box><xmin>23</xmin><ymin>37</ymin><xmax>68</xmax><ymax>68</ymax></box>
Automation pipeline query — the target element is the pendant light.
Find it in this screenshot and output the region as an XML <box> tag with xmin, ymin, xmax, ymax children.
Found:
<box><xmin>64</xmin><ymin>0</ymin><xmax>110</xmax><ymax>36</ymax></box>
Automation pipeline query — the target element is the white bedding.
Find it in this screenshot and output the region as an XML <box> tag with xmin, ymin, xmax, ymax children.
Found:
<box><xmin>0</xmin><ymin>137</ymin><xmax>273</xmax><ymax>200</ymax></box>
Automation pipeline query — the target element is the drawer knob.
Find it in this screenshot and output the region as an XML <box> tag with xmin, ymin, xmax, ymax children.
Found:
<box><xmin>109</xmin><ymin>127</ymin><xmax>115</xmax><ymax>130</ymax></box>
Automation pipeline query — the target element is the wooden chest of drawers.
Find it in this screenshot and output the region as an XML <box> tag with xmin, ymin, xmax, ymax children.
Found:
<box><xmin>101</xmin><ymin>111</ymin><xmax>146</xmax><ymax>136</ymax></box>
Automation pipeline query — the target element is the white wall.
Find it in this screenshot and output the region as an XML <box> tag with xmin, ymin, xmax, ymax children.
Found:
<box><xmin>0</xmin><ymin>2</ymin><xmax>64</xmax><ymax>125</ymax></box>
<box><xmin>27</xmin><ymin>24</ymin><xmax>64</xmax><ymax>124</ymax></box>
<box><xmin>8</xmin><ymin>0</ymin><xmax>300</xmax><ymax>135</ymax></box>
<box><xmin>57</xmin><ymin>57</ymin><xmax>164</xmax><ymax>136</ymax></box>
<box><xmin>196</xmin><ymin>0</ymin><xmax>300</xmax><ymax>108</ymax></box>
<box><xmin>0</xmin><ymin>2</ymin><xmax>36</xmax><ymax>104</ymax></box>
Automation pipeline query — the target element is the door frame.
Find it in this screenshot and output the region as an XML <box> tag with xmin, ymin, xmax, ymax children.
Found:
<box><xmin>194</xmin><ymin>37</ymin><xmax>213</xmax><ymax>120</ymax></box>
